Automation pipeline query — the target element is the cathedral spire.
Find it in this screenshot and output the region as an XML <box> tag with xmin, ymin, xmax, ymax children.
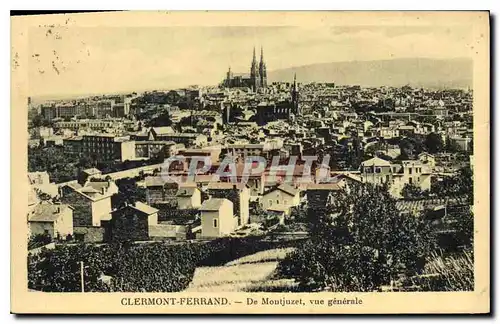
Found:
<box><xmin>252</xmin><ymin>46</ymin><xmax>257</xmax><ymax>63</ymax></box>
<box><xmin>260</xmin><ymin>46</ymin><xmax>264</xmax><ymax>62</ymax></box>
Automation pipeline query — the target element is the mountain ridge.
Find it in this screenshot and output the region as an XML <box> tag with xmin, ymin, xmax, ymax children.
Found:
<box><xmin>267</xmin><ymin>58</ymin><xmax>472</xmax><ymax>89</ymax></box>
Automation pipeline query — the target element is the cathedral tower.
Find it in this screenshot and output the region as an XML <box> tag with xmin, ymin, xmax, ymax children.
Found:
<box><xmin>259</xmin><ymin>47</ymin><xmax>267</xmax><ymax>88</ymax></box>
<box><xmin>250</xmin><ymin>47</ymin><xmax>261</xmax><ymax>92</ymax></box>
<box><xmin>291</xmin><ymin>73</ymin><xmax>299</xmax><ymax>115</ymax></box>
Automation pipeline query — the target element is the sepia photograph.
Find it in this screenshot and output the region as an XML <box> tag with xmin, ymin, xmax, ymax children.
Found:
<box><xmin>11</xmin><ymin>11</ymin><xmax>490</xmax><ymax>314</ymax></box>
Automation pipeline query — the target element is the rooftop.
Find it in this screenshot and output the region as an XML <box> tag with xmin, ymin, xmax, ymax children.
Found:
<box><xmin>200</xmin><ymin>198</ymin><xmax>231</xmax><ymax>211</ymax></box>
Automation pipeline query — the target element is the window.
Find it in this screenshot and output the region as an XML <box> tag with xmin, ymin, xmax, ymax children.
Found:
<box><xmin>385</xmin><ymin>175</ymin><xmax>390</xmax><ymax>183</ymax></box>
<box><xmin>409</xmin><ymin>177</ymin><xmax>413</xmax><ymax>184</ymax></box>
<box><xmin>269</xmin><ymin>199</ymin><xmax>273</xmax><ymax>206</ymax></box>
<box><xmin>375</xmin><ymin>167</ymin><xmax>381</xmax><ymax>174</ymax></box>
<box><xmin>213</xmin><ymin>219</ymin><xmax>218</xmax><ymax>228</ymax></box>
<box><xmin>277</xmin><ymin>200</ymin><xmax>280</xmax><ymax>204</ymax></box>
<box><xmin>409</xmin><ymin>168</ymin><xmax>412</xmax><ymax>175</ymax></box>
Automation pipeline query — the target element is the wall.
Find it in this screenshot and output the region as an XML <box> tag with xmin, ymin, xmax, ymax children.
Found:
<box><xmin>73</xmin><ymin>226</ymin><xmax>105</xmax><ymax>243</ymax></box>
<box><xmin>201</xmin><ymin>210</ymin><xmax>220</xmax><ymax>238</ymax></box>
<box><xmin>29</xmin><ymin>222</ymin><xmax>55</xmax><ymax>238</ymax></box>
<box><xmin>262</xmin><ymin>189</ymin><xmax>297</xmax><ymax>211</ymax></box>
<box><xmin>54</xmin><ymin>207</ymin><xmax>74</xmax><ymax>237</ymax></box>
<box><xmin>91</xmin><ymin>197</ymin><xmax>112</xmax><ymax>226</ymax></box>
<box><xmin>240</xmin><ymin>188</ymin><xmax>250</xmax><ymax>225</ymax></box>
<box><xmin>177</xmin><ymin>189</ymin><xmax>201</xmax><ymax>210</ymax></box>
<box><xmin>111</xmin><ymin>208</ymin><xmax>149</xmax><ymax>242</ymax></box>
<box><xmin>61</xmin><ymin>191</ymin><xmax>92</xmax><ymax>226</ymax></box>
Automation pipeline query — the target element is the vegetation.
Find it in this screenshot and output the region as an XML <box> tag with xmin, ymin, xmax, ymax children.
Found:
<box><xmin>28</xmin><ymin>234</ymin><xmax>52</xmax><ymax>250</ymax></box>
<box><xmin>27</xmin><ymin>237</ymin><xmax>301</xmax><ymax>292</ymax></box>
<box><xmin>28</xmin><ymin>146</ymin><xmax>93</xmax><ymax>183</ymax></box>
<box><xmin>111</xmin><ymin>177</ymin><xmax>147</xmax><ymax>209</ymax></box>
<box><xmin>431</xmin><ymin>166</ymin><xmax>473</xmax><ymax>202</ymax></box>
<box><xmin>424</xmin><ymin>132</ymin><xmax>444</xmax><ymax>154</ymax></box>
<box><xmin>400</xmin><ymin>183</ymin><xmax>430</xmax><ymax>200</ymax></box>
<box><xmin>276</xmin><ymin>184</ymin><xmax>437</xmax><ymax>292</ymax></box>
<box><xmin>402</xmin><ymin>251</ymin><xmax>474</xmax><ymax>291</ymax></box>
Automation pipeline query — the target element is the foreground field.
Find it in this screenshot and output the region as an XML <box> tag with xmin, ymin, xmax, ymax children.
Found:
<box><xmin>185</xmin><ymin>247</ymin><xmax>297</xmax><ymax>292</ymax></box>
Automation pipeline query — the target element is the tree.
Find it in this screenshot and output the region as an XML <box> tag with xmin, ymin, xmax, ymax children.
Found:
<box><xmin>401</xmin><ymin>183</ymin><xmax>427</xmax><ymax>200</ymax></box>
<box><xmin>111</xmin><ymin>177</ymin><xmax>147</xmax><ymax>209</ymax></box>
<box><xmin>424</xmin><ymin>133</ymin><xmax>444</xmax><ymax>154</ymax></box>
<box><xmin>445</xmin><ymin>137</ymin><xmax>462</xmax><ymax>153</ymax></box>
<box><xmin>277</xmin><ymin>184</ymin><xmax>436</xmax><ymax>292</ymax></box>
<box><xmin>146</xmin><ymin>112</ymin><xmax>172</xmax><ymax>127</ymax></box>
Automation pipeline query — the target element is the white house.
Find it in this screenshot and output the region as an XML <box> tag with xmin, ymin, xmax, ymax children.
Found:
<box><xmin>28</xmin><ymin>202</ymin><xmax>74</xmax><ymax>239</ymax></box>
<box><xmin>261</xmin><ymin>184</ymin><xmax>300</xmax><ymax>212</ymax></box>
<box><xmin>199</xmin><ymin>198</ymin><xmax>237</xmax><ymax>238</ymax></box>
<box><xmin>176</xmin><ymin>186</ymin><xmax>202</xmax><ymax>210</ymax></box>
<box><xmin>360</xmin><ymin>157</ymin><xmax>433</xmax><ymax>198</ymax></box>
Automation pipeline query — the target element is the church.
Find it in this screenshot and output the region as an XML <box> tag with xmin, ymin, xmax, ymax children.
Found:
<box><xmin>223</xmin><ymin>47</ymin><xmax>267</xmax><ymax>92</ymax></box>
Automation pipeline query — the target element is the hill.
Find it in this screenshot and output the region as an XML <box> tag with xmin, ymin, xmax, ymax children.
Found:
<box><xmin>268</xmin><ymin>58</ymin><xmax>472</xmax><ymax>89</ymax></box>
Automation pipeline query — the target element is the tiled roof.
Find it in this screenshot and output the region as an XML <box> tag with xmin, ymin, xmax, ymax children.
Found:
<box><xmin>29</xmin><ymin>203</ymin><xmax>69</xmax><ymax>222</ymax></box>
<box><xmin>200</xmin><ymin>198</ymin><xmax>231</xmax><ymax>211</ymax></box>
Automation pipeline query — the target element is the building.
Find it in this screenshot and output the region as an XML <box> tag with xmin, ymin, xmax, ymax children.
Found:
<box><xmin>207</xmin><ymin>182</ymin><xmax>250</xmax><ymax>226</ymax></box>
<box><xmin>176</xmin><ymin>187</ymin><xmax>202</xmax><ymax>210</ymax></box>
<box><xmin>223</xmin><ymin>47</ymin><xmax>268</xmax><ymax>92</ymax></box>
<box><xmin>80</xmin><ymin>134</ymin><xmax>136</xmax><ymax>162</ymax></box>
<box><xmin>78</xmin><ymin>168</ymin><xmax>102</xmax><ymax>185</ymax></box>
<box><xmin>291</xmin><ymin>73</ymin><xmax>299</xmax><ymax>115</ymax></box>
<box><xmin>261</xmin><ymin>184</ymin><xmax>300</xmax><ymax>212</ymax></box>
<box><xmin>63</xmin><ymin>136</ymin><xmax>83</xmax><ymax>157</ymax></box>
<box><xmin>134</xmin><ymin>140</ymin><xmax>176</xmax><ymax>160</ymax></box>
<box><xmin>256</xmin><ymin>101</ymin><xmax>293</xmax><ymax>124</ymax></box>
<box><xmin>110</xmin><ymin>202</ymin><xmax>159</xmax><ymax>242</ymax></box>
<box><xmin>28</xmin><ymin>171</ymin><xmax>50</xmax><ymax>185</ymax></box>
<box><xmin>59</xmin><ymin>182</ymin><xmax>113</xmax><ymax>227</ymax></box>
<box><xmin>142</xmin><ymin>131</ymin><xmax>207</xmax><ymax>147</ymax></box>
<box><xmin>199</xmin><ymin>198</ymin><xmax>237</xmax><ymax>238</ymax></box>
<box><xmin>28</xmin><ymin>202</ymin><xmax>74</xmax><ymax>239</ymax></box>
<box><xmin>359</xmin><ymin>157</ymin><xmax>432</xmax><ymax>197</ymax></box>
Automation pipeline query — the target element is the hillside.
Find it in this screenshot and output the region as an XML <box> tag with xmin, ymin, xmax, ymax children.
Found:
<box><xmin>268</xmin><ymin>58</ymin><xmax>472</xmax><ymax>89</ymax></box>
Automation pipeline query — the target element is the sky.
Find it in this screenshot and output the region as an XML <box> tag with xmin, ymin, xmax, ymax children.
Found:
<box><xmin>26</xmin><ymin>25</ymin><xmax>474</xmax><ymax>98</ymax></box>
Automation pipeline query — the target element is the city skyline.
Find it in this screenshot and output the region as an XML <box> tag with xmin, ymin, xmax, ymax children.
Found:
<box><xmin>27</xmin><ymin>25</ymin><xmax>473</xmax><ymax>99</ymax></box>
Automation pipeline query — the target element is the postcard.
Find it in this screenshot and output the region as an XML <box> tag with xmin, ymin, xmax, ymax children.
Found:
<box><xmin>11</xmin><ymin>11</ymin><xmax>490</xmax><ymax>314</ymax></box>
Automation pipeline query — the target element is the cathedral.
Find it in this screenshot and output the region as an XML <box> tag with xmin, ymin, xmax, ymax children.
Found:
<box><xmin>223</xmin><ymin>47</ymin><xmax>267</xmax><ymax>92</ymax></box>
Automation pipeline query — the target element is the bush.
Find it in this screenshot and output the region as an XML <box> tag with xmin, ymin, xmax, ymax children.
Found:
<box><xmin>28</xmin><ymin>234</ymin><xmax>52</xmax><ymax>250</ymax></box>
<box><xmin>276</xmin><ymin>184</ymin><xmax>437</xmax><ymax>292</ymax></box>
<box><xmin>27</xmin><ymin>237</ymin><xmax>301</xmax><ymax>292</ymax></box>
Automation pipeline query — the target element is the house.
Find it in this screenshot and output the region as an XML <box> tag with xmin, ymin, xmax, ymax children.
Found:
<box><xmin>59</xmin><ymin>182</ymin><xmax>114</xmax><ymax>227</ymax></box>
<box><xmin>176</xmin><ymin>187</ymin><xmax>202</xmax><ymax>209</ymax></box>
<box><xmin>28</xmin><ymin>202</ymin><xmax>74</xmax><ymax>240</ymax></box>
<box><xmin>110</xmin><ymin>202</ymin><xmax>159</xmax><ymax>242</ymax></box>
<box><xmin>261</xmin><ymin>183</ymin><xmax>300</xmax><ymax>212</ymax></box>
<box><xmin>28</xmin><ymin>171</ymin><xmax>59</xmax><ymax>197</ymax></box>
<box><xmin>199</xmin><ymin>198</ymin><xmax>237</xmax><ymax>238</ymax></box>
<box><xmin>360</xmin><ymin>156</ymin><xmax>394</xmax><ymax>184</ymax></box>
<box><xmin>305</xmin><ymin>183</ymin><xmax>343</xmax><ymax>221</ymax></box>
<box><xmin>359</xmin><ymin>157</ymin><xmax>432</xmax><ymax>198</ymax></box>
<box><xmin>144</xmin><ymin>176</ymin><xmax>197</xmax><ymax>206</ymax></box>
<box><xmin>28</xmin><ymin>171</ymin><xmax>50</xmax><ymax>185</ymax></box>
<box><xmin>418</xmin><ymin>152</ymin><xmax>436</xmax><ymax>168</ymax></box>
<box><xmin>84</xmin><ymin>180</ymin><xmax>119</xmax><ymax>195</ymax></box>
<box><xmin>78</xmin><ymin>168</ymin><xmax>102</xmax><ymax>185</ymax></box>
<box><xmin>207</xmin><ymin>182</ymin><xmax>250</xmax><ymax>226</ymax></box>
